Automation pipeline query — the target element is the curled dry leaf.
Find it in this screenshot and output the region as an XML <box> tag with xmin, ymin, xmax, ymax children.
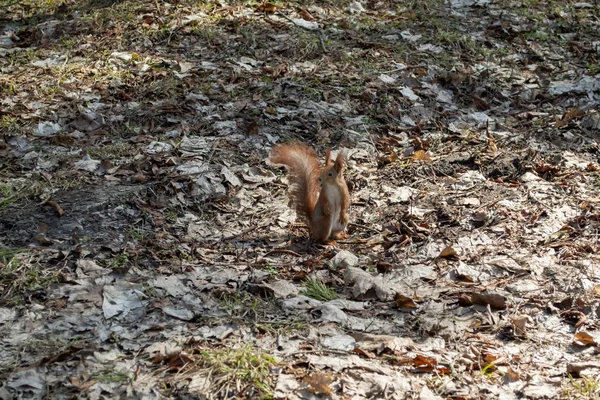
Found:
<box><xmin>167</xmin><ymin>352</ymin><xmax>194</xmax><ymax>371</ymax></box>
<box><xmin>303</xmin><ymin>373</ymin><xmax>334</xmax><ymax>396</ymax></box>
<box><xmin>471</xmin><ymin>292</ymin><xmax>507</xmax><ymax>309</ymax></box>
<box><xmin>377</xmin><ymin>151</ymin><xmax>398</xmax><ymax>167</ymax></box>
<box><xmin>412</xmin><ymin>150</ymin><xmax>432</xmax><ymax>162</ymax></box>
<box><xmin>131</xmin><ymin>172</ymin><xmax>148</xmax><ymax>184</ymax></box>
<box><xmin>454</xmin><ymin>273</ymin><xmax>474</xmax><ymax>283</ymax></box>
<box><xmin>459</xmin><ymin>292</ymin><xmax>507</xmax><ymax>310</ymax></box>
<box><xmin>376</xmin><ymin>260</ymin><xmax>393</xmax><ymax>274</ymax></box>
<box><xmin>394</xmin><ymin>294</ymin><xmax>417</xmax><ymax>310</ymax></box>
<box><xmin>511</xmin><ymin>315</ymin><xmax>533</xmax><ymax>336</ymax></box>
<box><xmin>45</xmin><ymin>200</ymin><xmax>64</xmax><ymax>217</ymax></box>
<box><xmin>256</xmin><ymin>3</ymin><xmax>283</xmax><ymax>12</ymax></box>
<box><xmin>394</xmin><ymin>354</ymin><xmax>451</xmax><ymax>375</ymax></box>
<box><xmin>353</xmin><ymin>347</ymin><xmax>376</xmax><ymax>358</ymax></box>
<box><xmin>438</xmin><ymin>246</ymin><xmax>458</xmax><ymax>259</ymax></box>
<box><xmin>573</xmin><ymin>331</ymin><xmax>599</xmax><ymax>347</ymax></box>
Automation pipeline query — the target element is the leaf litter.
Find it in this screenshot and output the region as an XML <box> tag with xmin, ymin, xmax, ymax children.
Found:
<box><xmin>1</xmin><ymin>0</ymin><xmax>600</xmax><ymax>398</ymax></box>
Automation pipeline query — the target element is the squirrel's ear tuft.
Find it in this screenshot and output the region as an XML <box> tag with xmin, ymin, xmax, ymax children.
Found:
<box><xmin>325</xmin><ymin>148</ymin><xmax>332</xmax><ymax>166</ymax></box>
<box><xmin>334</xmin><ymin>151</ymin><xmax>344</xmax><ymax>173</ymax></box>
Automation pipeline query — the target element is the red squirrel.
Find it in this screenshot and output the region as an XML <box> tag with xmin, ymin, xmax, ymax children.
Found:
<box><xmin>270</xmin><ymin>143</ymin><xmax>350</xmax><ymax>244</ymax></box>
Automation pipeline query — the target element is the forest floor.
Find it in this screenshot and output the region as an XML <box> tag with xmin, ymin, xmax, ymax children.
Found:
<box><xmin>1</xmin><ymin>0</ymin><xmax>600</xmax><ymax>399</ymax></box>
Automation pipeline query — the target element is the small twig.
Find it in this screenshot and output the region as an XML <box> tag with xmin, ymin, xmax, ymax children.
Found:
<box><xmin>222</xmin><ymin>223</ymin><xmax>270</xmax><ymax>241</ymax></box>
<box><xmin>264</xmin><ymin>249</ymin><xmax>302</xmax><ymax>257</ymax></box>
<box><xmin>525</xmin><ymin>190</ymin><xmax>552</xmax><ymax>209</ymax></box>
<box><xmin>349</xmin><ymin>222</ymin><xmax>381</xmax><ymax>235</ymax></box>
<box><xmin>475</xmin><ymin>199</ymin><xmax>499</xmax><ymax>212</ymax></box>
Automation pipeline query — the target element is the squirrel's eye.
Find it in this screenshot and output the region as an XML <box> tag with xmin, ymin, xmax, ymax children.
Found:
<box><xmin>328</xmin><ymin>172</ymin><xmax>333</xmax><ymax>176</ymax></box>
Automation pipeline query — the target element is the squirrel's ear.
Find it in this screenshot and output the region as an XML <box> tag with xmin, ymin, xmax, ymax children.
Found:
<box><xmin>334</xmin><ymin>151</ymin><xmax>344</xmax><ymax>173</ymax></box>
<box><xmin>325</xmin><ymin>148</ymin><xmax>332</xmax><ymax>166</ymax></box>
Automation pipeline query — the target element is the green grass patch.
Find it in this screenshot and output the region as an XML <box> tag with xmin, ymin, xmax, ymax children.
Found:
<box><xmin>301</xmin><ymin>278</ymin><xmax>338</xmax><ymax>301</ymax></box>
<box><xmin>196</xmin><ymin>344</ymin><xmax>276</xmax><ymax>398</ymax></box>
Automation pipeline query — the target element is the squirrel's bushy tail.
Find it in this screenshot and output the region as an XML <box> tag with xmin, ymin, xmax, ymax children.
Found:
<box><xmin>270</xmin><ymin>143</ymin><xmax>320</xmax><ymax>224</ymax></box>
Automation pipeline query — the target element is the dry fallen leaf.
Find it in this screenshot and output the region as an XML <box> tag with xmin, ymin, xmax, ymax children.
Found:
<box><xmin>303</xmin><ymin>373</ymin><xmax>334</xmax><ymax>396</ymax></box>
<box><xmin>353</xmin><ymin>347</ymin><xmax>376</xmax><ymax>358</ymax></box>
<box><xmin>471</xmin><ymin>292</ymin><xmax>507</xmax><ymax>310</ymax></box>
<box><xmin>459</xmin><ymin>292</ymin><xmax>507</xmax><ymax>310</ymax></box>
<box><xmin>256</xmin><ymin>2</ymin><xmax>283</xmax><ymax>12</ymax></box>
<box><xmin>573</xmin><ymin>331</ymin><xmax>599</xmax><ymax>347</ymax></box>
<box><xmin>45</xmin><ymin>200</ymin><xmax>65</xmax><ymax>217</ymax></box>
<box><xmin>511</xmin><ymin>315</ymin><xmax>533</xmax><ymax>336</ymax></box>
<box><xmin>412</xmin><ymin>150</ymin><xmax>432</xmax><ymax>162</ymax></box>
<box><xmin>167</xmin><ymin>352</ymin><xmax>194</xmax><ymax>371</ymax></box>
<box><xmin>439</xmin><ymin>246</ymin><xmax>459</xmax><ymax>259</ymax></box>
<box><xmin>377</xmin><ymin>151</ymin><xmax>398</xmax><ymax>167</ymax></box>
<box><xmin>131</xmin><ymin>172</ymin><xmax>148</xmax><ymax>184</ymax></box>
<box><xmin>395</xmin><ymin>354</ymin><xmax>451</xmax><ymax>374</ymax></box>
<box><xmin>394</xmin><ymin>294</ymin><xmax>417</xmax><ymax>309</ymax></box>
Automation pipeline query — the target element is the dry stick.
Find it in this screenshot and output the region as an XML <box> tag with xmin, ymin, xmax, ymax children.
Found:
<box><xmin>264</xmin><ymin>249</ymin><xmax>302</xmax><ymax>257</ymax></box>
<box><xmin>222</xmin><ymin>223</ymin><xmax>270</xmax><ymax>241</ymax></box>
<box><xmin>348</xmin><ymin>222</ymin><xmax>381</xmax><ymax>235</ymax></box>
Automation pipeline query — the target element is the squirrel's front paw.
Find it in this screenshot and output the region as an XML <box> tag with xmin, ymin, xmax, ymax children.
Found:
<box><xmin>319</xmin><ymin>240</ymin><xmax>339</xmax><ymax>248</ymax></box>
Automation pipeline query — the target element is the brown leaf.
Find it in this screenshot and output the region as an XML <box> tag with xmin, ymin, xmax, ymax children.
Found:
<box><xmin>78</xmin><ymin>379</ymin><xmax>97</xmax><ymax>391</ymax></box>
<box><xmin>256</xmin><ymin>3</ymin><xmax>283</xmax><ymax>12</ymax></box>
<box><xmin>271</xmin><ymin>62</ymin><xmax>290</xmax><ymax>78</ymax></box>
<box><xmin>573</xmin><ymin>331</ymin><xmax>598</xmax><ymax>347</ymax></box>
<box><xmin>534</xmin><ymin>163</ymin><xmax>560</xmax><ymax>175</ymax></box>
<box><xmin>246</xmin><ymin>121</ymin><xmax>259</xmax><ymax>136</ymax></box>
<box><xmin>439</xmin><ymin>246</ymin><xmax>458</xmax><ymax>259</ymax></box>
<box><xmin>34</xmin><ymin>233</ymin><xmax>54</xmax><ymax>245</ymax></box>
<box><xmin>377</xmin><ymin>151</ymin><xmax>398</xmax><ymax>167</ymax></box>
<box><xmin>376</xmin><ymin>260</ymin><xmax>393</xmax><ymax>274</ymax></box>
<box><xmin>472</xmin><ymin>95</ymin><xmax>490</xmax><ymax>111</ymax></box>
<box><xmin>412</xmin><ymin>150</ymin><xmax>432</xmax><ymax>162</ymax></box>
<box><xmin>49</xmin><ymin>135</ymin><xmax>76</xmax><ymax>147</ymax></box>
<box><xmin>167</xmin><ymin>352</ymin><xmax>193</xmax><ymax>370</ymax></box>
<box><xmin>131</xmin><ymin>172</ymin><xmax>147</xmax><ymax>184</ymax></box>
<box><xmin>471</xmin><ymin>292</ymin><xmax>507</xmax><ymax>309</ymax></box>
<box><xmin>353</xmin><ymin>347</ymin><xmax>376</xmax><ymax>358</ymax></box>
<box><xmin>487</xmin><ymin>135</ymin><xmax>497</xmax><ymax>152</ymax></box>
<box><xmin>300</xmin><ymin>9</ymin><xmax>314</xmax><ymax>20</ymax></box>
<box><xmin>455</xmin><ymin>273</ymin><xmax>474</xmax><ymax>283</ymax></box>
<box><xmin>511</xmin><ymin>315</ymin><xmax>532</xmax><ymax>336</ymax></box>
<box><xmin>585</xmin><ymin>163</ymin><xmax>599</xmax><ymax>172</ymax></box>
<box><xmin>45</xmin><ymin>200</ymin><xmax>65</xmax><ymax>217</ymax></box>
<box><xmin>303</xmin><ymin>373</ymin><xmax>334</xmax><ymax>396</ymax></box>
<box><xmin>409</xmin><ymin>354</ymin><xmax>451</xmax><ymax>374</ymax></box>
<box><xmin>394</xmin><ymin>294</ymin><xmax>417</xmax><ymax>309</ymax></box>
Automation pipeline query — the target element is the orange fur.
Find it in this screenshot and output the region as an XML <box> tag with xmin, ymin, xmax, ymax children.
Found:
<box><xmin>269</xmin><ymin>143</ymin><xmax>320</xmax><ymax>225</ymax></box>
<box><xmin>270</xmin><ymin>143</ymin><xmax>349</xmax><ymax>244</ymax></box>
